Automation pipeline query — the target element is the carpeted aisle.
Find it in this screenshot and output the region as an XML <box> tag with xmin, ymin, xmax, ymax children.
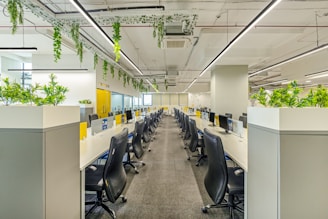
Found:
<box><xmin>86</xmin><ymin>115</ymin><xmax>243</xmax><ymax>219</ymax></box>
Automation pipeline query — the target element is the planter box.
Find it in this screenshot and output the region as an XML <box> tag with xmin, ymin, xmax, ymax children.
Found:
<box><xmin>0</xmin><ymin>106</ymin><xmax>80</xmax><ymax>219</ymax></box>
<box><xmin>247</xmin><ymin>107</ymin><xmax>328</xmax><ymax>219</ymax></box>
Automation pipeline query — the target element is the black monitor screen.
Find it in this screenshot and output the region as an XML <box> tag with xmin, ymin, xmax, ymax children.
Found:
<box><xmin>209</xmin><ymin>112</ymin><xmax>215</xmax><ymax>125</ymax></box>
<box><xmin>126</xmin><ymin>110</ymin><xmax>133</xmax><ymax>123</ymax></box>
<box><xmin>219</xmin><ymin>114</ymin><xmax>229</xmax><ymax>132</ymax></box>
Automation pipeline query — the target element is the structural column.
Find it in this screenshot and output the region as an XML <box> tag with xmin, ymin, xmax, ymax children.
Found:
<box><xmin>210</xmin><ymin>65</ymin><xmax>248</xmax><ymax>119</ymax></box>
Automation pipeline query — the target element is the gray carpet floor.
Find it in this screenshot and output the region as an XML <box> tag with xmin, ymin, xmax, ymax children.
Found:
<box><xmin>86</xmin><ymin>115</ymin><xmax>244</xmax><ymax>219</ymax></box>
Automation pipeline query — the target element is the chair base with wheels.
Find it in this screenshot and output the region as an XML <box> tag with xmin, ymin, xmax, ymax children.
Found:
<box><xmin>123</xmin><ymin>151</ymin><xmax>145</xmax><ymax>174</ymax></box>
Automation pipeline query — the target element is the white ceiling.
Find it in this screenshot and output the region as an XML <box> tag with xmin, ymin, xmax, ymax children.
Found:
<box><xmin>0</xmin><ymin>0</ymin><xmax>328</xmax><ymax>93</ymax></box>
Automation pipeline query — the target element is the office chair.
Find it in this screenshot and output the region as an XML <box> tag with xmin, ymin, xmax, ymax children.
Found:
<box><xmin>201</xmin><ymin>128</ymin><xmax>244</xmax><ymax>218</ymax></box>
<box><xmin>89</xmin><ymin>113</ymin><xmax>99</xmax><ymax>125</ymax></box>
<box><xmin>123</xmin><ymin>120</ymin><xmax>146</xmax><ymax>174</ymax></box>
<box><xmin>187</xmin><ymin>119</ymin><xmax>207</xmax><ymax>166</ymax></box>
<box><xmin>184</xmin><ymin>114</ymin><xmax>191</xmax><ymax>140</ymax></box>
<box><xmin>85</xmin><ymin>128</ymin><xmax>129</xmax><ymax>218</ymax></box>
<box><xmin>239</xmin><ymin>115</ymin><xmax>247</xmax><ymax>128</ymax></box>
<box><xmin>225</xmin><ymin>113</ymin><xmax>232</xmax><ymax>119</ymax></box>
<box><xmin>108</xmin><ymin>112</ymin><xmax>114</xmax><ymax>117</ymax></box>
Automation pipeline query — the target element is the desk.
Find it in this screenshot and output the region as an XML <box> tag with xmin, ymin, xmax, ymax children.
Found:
<box><xmin>192</xmin><ymin>117</ymin><xmax>248</xmax><ymax>171</ymax></box>
<box><xmin>80</xmin><ymin>119</ymin><xmax>140</xmax><ymax>219</ymax></box>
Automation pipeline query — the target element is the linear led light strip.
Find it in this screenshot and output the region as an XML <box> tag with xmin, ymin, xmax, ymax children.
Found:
<box><xmin>305</xmin><ymin>69</ymin><xmax>328</xmax><ymax>79</ymax></box>
<box><xmin>69</xmin><ymin>0</ymin><xmax>158</xmax><ymax>92</ymax></box>
<box><xmin>249</xmin><ymin>43</ymin><xmax>328</xmax><ymax>78</ymax></box>
<box><xmin>183</xmin><ymin>0</ymin><xmax>282</xmax><ymax>92</ymax></box>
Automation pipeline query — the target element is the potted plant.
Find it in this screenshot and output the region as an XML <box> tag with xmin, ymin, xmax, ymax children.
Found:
<box><xmin>42</xmin><ymin>73</ymin><xmax>69</xmax><ymax>106</ymax></box>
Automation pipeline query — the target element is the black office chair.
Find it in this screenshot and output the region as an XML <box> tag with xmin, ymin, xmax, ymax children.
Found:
<box><xmin>201</xmin><ymin>128</ymin><xmax>244</xmax><ymax>218</ymax></box>
<box><xmin>239</xmin><ymin>115</ymin><xmax>247</xmax><ymax>128</ymax></box>
<box><xmin>108</xmin><ymin>112</ymin><xmax>114</xmax><ymax>117</ymax></box>
<box><xmin>89</xmin><ymin>113</ymin><xmax>99</xmax><ymax>125</ymax></box>
<box><xmin>85</xmin><ymin>128</ymin><xmax>129</xmax><ymax>218</ymax></box>
<box><xmin>225</xmin><ymin>113</ymin><xmax>232</xmax><ymax>119</ymax></box>
<box><xmin>123</xmin><ymin>120</ymin><xmax>146</xmax><ymax>174</ymax></box>
<box><xmin>187</xmin><ymin>119</ymin><xmax>207</xmax><ymax>166</ymax></box>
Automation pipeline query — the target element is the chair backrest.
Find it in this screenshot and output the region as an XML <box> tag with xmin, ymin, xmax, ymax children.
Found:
<box><xmin>142</xmin><ymin>116</ymin><xmax>151</xmax><ymax>142</ymax></box>
<box><xmin>188</xmin><ymin>119</ymin><xmax>199</xmax><ymax>152</ymax></box>
<box><xmin>225</xmin><ymin>113</ymin><xmax>232</xmax><ymax>119</ymax></box>
<box><xmin>239</xmin><ymin>115</ymin><xmax>247</xmax><ymax>128</ymax></box>
<box><xmin>203</xmin><ymin>128</ymin><xmax>228</xmax><ymax>204</ymax></box>
<box><xmin>103</xmin><ymin>128</ymin><xmax>128</xmax><ymax>203</ymax></box>
<box><xmin>132</xmin><ymin>120</ymin><xmax>145</xmax><ymax>159</ymax></box>
<box><xmin>184</xmin><ymin>114</ymin><xmax>190</xmax><ymax>139</ymax></box>
<box><xmin>89</xmin><ymin>113</ymin><xmax>99</xmax><ymax>124</ymax></box>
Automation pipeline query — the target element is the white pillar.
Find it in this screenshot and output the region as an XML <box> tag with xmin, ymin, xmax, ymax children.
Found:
<box><xmin>210</xmin><ymin>65</ymin><xmax>248</xmax><ymax>119</ymax></box>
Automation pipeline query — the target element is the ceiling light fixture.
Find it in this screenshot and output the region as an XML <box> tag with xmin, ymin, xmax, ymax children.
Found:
<box><xmin>249</xmin><ymin>43</ymin><xmax>328</xmax><ymax>78</ymax></box>
<box><xmin>69</xmin><ymin>0</ymin><xmax>158</xmax><ymax>92</ymax></box>
<box><xmin>305</xmin><ymin>69</ymin><xmax>328</xmax><ymax>79</ymax></box>
<box><xmin>184</xmin><ymin>0</ymin><xmax>282</xmax><ymax>92</ymax></box>
<box><xmin>8</xmin><ymin>68</ymin><xmax>88</xmax><ymax>72</ymax></box>
<box><xmin>0</xmin><ymin>47</ymin><xmax>37</xmax><ymax>52</ymax></box>
<box><xmin>251</xmin><ymin>79</ymin><xmax>288</xmax><ymax>88</ymax></box>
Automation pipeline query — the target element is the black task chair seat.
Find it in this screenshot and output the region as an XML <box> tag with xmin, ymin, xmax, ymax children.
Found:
<box><xmin>202</xmin><ymin>128</ymin><xmax>244</xmax><ymax>218</ymax></box>
<box><xmin>85</xmin><ymin>128</ymin><xmax>129</xmax><ymax>218</ymax></box>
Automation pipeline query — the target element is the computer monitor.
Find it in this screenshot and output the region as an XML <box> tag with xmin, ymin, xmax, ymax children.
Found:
<box><xmin>126</xmin><ymin>110</ymin><xmax>133</xmax><ymax>123</ymax></box>
<box><xmin>219</xmin><ymin>114</ymin><xmax>229</xmax><ymax>133</ymax></box>
<box><xmin>209</xmin><ymin>112</ymin><xmax>215</xmax><ymax>126</ymax></box>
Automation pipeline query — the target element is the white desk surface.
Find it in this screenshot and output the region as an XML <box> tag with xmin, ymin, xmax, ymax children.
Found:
<box><xmin>192</xmin><ymin>117</ymin><xmax>248</xmax><ymax>171</ymax></box>
<box><xmin>80</xmin><ymin>119</ymin><xmax>140</xmax><ymax>170</ymax></box>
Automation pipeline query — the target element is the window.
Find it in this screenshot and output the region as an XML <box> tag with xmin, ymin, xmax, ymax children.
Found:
<box><xmin>143</xmin><ymin>94</ymin><xmax>152</xmax><ymax>106</ymax></box>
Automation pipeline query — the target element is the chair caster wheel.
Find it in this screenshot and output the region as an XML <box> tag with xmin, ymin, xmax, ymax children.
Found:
<box><xmin>135</xmin><ymin>169</ymin><xmax>139</xmax><ymax>174</ymax></box>
<box><xmin>142</xmin><ymin>162</ymin><xmax>146</xmax><ymax>166</ymax></box>
<box><xmin>187</xmin><ymin>157</ymin><xmax>190</xmax><ymax>160</ymax></box>
<box><xmin>122</xmin><ymin>197</ymin><xmax>127</xmax><ymax>203</ymax></box>
<box><xmin>148</xmin><ymin>149</ymin><xmax>151</xmax><ymax>152</ymax></box>
<box><xmin>201</xmin><ymin>207</ymin><xmax>208</xmax><ymax>213</ymax></box>
<box><xmin>196</xmin><ymin>162</ymin><xmax>200</xmax><ymax>166</ymax></box>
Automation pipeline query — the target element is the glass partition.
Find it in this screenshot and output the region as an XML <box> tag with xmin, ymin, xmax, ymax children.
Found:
<box><xmin>111</xmin><ymin>92</ymin><xmax>123</xmax><ymax>114</ymax></box>
<box><xmin>124</xmin><ymin>95</ymin><xmax>132</xmax><ymax>112</ymax></box>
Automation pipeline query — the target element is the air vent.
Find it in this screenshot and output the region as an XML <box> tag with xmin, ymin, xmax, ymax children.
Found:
<box><xmin>162</xmin><ymin>38</ymin><xmax>191</xmax><ymax>49</ymax></box>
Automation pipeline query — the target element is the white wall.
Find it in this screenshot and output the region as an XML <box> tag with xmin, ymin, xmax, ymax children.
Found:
<box><xmin>188</xmin><ymin>92</ymin><xmax>211</xmax><ymax>109</ymax></box>
<box><xmin>32</xmin><ymin>53</ymin><xmax>96</xmax><ymax>106</ymax></box>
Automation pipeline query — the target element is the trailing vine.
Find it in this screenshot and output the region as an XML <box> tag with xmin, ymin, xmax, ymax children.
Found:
<box><xmin>7</xmin><ymin>0</ymin><xmax>24</xmax><ymax>34</ymax></box>
<box><xmin>152</xmin><ymin>78</ymin><xmax>158</xmax><ymax>90</ymax></box>
<box><xmin>112</xmin><ymin>22</ymin><xmax>121</xmax><ymax>62</ymax></box>
<box><xmin>70</xmin><ymin>23</ymin><xmax>83</xmax><ymax>63</ymax></box>
<box><xmin>153</xmin><ymin>16</ymin><xmax>164</xmax><ymax>48</ymax></box>
<box><xmin>93</xmin><ymin>53</ymin><xmax>98</xmax><ymax>70</ymax></box>
<box><xmin>118</xmin><ymin>69</ymin><xmax>123</xmax><ymax>81</ymax></box>
<box><xmin>127</xmin><ymin>75</ymin><xmax>131</xmax><ymax>85</ymax></box>
<box><xmin>53</xmin><ymin>25</ymin><xmax>62</xmax><ymax>62</ymax></box>
<box><xmin>132</xmin><ymin>78</ymin><xmax>137</xmax><ymax>90</ymax></box>
<box><xmin>110</xmin><ymin>64</ymin><xmax>115</xmax><ymax>78</ymax></box>
<box><xmin>165</xmin><ymin>79</ymin><xmax>168</xmax><ymax>91</ymax></box>
<box><xmin>103</xmin><ymin>60</ymin><xmax>108</xmax><ymax>80</ymax></box>
<box><xmin>123</xmin><ymin>71</ymin><xmax>127</xmax><ymax>87</ymax></box>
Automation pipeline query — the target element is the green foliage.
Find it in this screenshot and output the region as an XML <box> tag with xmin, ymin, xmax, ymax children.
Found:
<box><xmin>79</xmin><ymin>99</ymin><xmax>92</xmax><ymax>104</ymax></box>
<box><xmin>118</xmin><ymin>69</ymin><xmax>123</xmax><ymax>81</ymax></box>
<box><xmin>70</xmin><ymin>23</ymin><xmax>83</xmax><ymax>63</ymax></box>
<box><xmin>132</xmin><ymin>78</ymin><xmax>137</xmax><ymax>89</ymax></box>
<box><xmin>112</xmin><ymin>22</ymin><xmax>121</xmax><ymax>62</ymax></box>
<box><xmin>93</xmin><ymin>53</ymin><xmax>98</xmax><ymax>70</ymax></box>
<box><xmin>110</xmin><ymin>64</ymin><xmax>115</xmax><ymax>78</ymax></box>
<box><xmin>53</xmin><ymin>25</ymin><xmax>62</xmax><ymax>62</ymax></box>
<box><xmin>103</xmin><ymin>60</ymin><xmax>108</xmax><ymax>80</ymax></box>
<box><xmin>0</xmin><ymin>78</ymin><xmax>22</xmax><ymax>105</ymax></box>
<box><xmin>123</xmin><ymin>71</ymin><xmax>127</xmax><ymax>87</ymax></box>
<box><xmin>7</xmin><ymin>0</ymin><xmax>24</xmax><ymax>34</ymax></box>
<box><xmin>164</xmin><ymin>79</ymin><xmax>168</xmax><ymax>91</ymax></box>
<box><xmin>153</xmin><ymin>17</ymin><xmax>164</xmax><ymax>48</ymax></box>
<box><xmin>127</xmin><ymin>75</ymin><xmax>131</xmax><ymax>85</ymax></box>
<box><xmin>152</xmin><ymin>78</ymin><xmax>158</xmax><ymax>90</ymax></box>
<box><xmin>20</xmin><ymin>83</ymin><xmax>42</xmax><ymax>105</ymax></box>
<box><xmin>251</xmin><ymin>81</ymin><xmax>328</xmax><ymax>108</ymax></box>
<box><xmin>251</xmin><ymin>87</ymin><xmax>267</xmax><ymax>107</ymax></box>
<box><xmin>42</xmin><ymin>74</ymin><xmax>68</xmax><ymax>106</ymax></box>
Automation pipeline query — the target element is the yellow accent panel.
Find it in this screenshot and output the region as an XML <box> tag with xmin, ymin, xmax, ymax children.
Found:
<box><xmin>115</xmin><ymin>114</ymin><xmax>122</xmax><ymax>125</ymax></box>
<box><xmin>79</xmin><ymin>122</ymin><xmax>87</xmax><ymax>140</ymax></box>
<box><xmin>96</xmin><ymin>89</ymin><xmax>111</xmax><ymax>118</ymax></box>
<box><xmin>196</xmin><ymin>110</ymin><xmax>201</xmax><ymax>118</ymax></box>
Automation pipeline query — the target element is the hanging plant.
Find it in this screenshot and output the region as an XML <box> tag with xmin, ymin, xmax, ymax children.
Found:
<box><xmin>138</xmin><ymin>79</ymin><xmax>144</xmax><ymax>91</ymax></box>
<box><xmin>127</xmin><ymin>75</ymin><xmax>131</xmax><ymax>85</ymax></box>
<box><xmin>132</xmin><ymin>78</ymin><xmax>137</xmax><ymax>89</ymax></box>
<box><xmin>53</xmin><ymin>25</ymin><xmax>62</xmax><ymax>62</ymax></box>
<box><xmin>103</xmin><ymin>60</ymin><xmax>108</xmax><ymax>80</ymax></box>
<box><xmin>152</xmin><ymin>21</ymin><xmax>157</xmax><ymax>38</ymax></box>
<box><xmin>110</xmin><ymin>64</ymin><xmax>115</xmax><ymax>78</ymax></box>
<box><xmin>123</xmin><ymin>71</ymin><xmax>127</xmax><ymax>87</ymax></box>
<box><xmin>93</xmin><ymin>53</ymin><xmax>98</xmax><ymax>70</ymax></box>
<box><xmin>112</xmin><ymin>22</ymin><xmax>121</xmax><ymax>62</ymax></box>
<box><xmin>7</xmin><ymin>0</ymin><xmax>24</xmax><ymax>34</ymax></box>
<box><xmin>118</xmin><ymin>69</ymin><xmax>123</xmax><ymax>81</ymax></box>
<box><xmin>156</xmin><ymin>17</ymin><xmax>164</xmax><ymax>48</ymax></box>
<box><xmin>152</xmin><ymin>78</ymin><xmax>158</xmax><ymax>90</ymax></box>
<box><xmin>70</xmin><ymin>23</ymin><xmax>83</xmax><ymax>63</ymax></box>
<box><xmin>165</xmin><ymin>79</ymin><xmax>168</xmax><ymax>91</ymax></box>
